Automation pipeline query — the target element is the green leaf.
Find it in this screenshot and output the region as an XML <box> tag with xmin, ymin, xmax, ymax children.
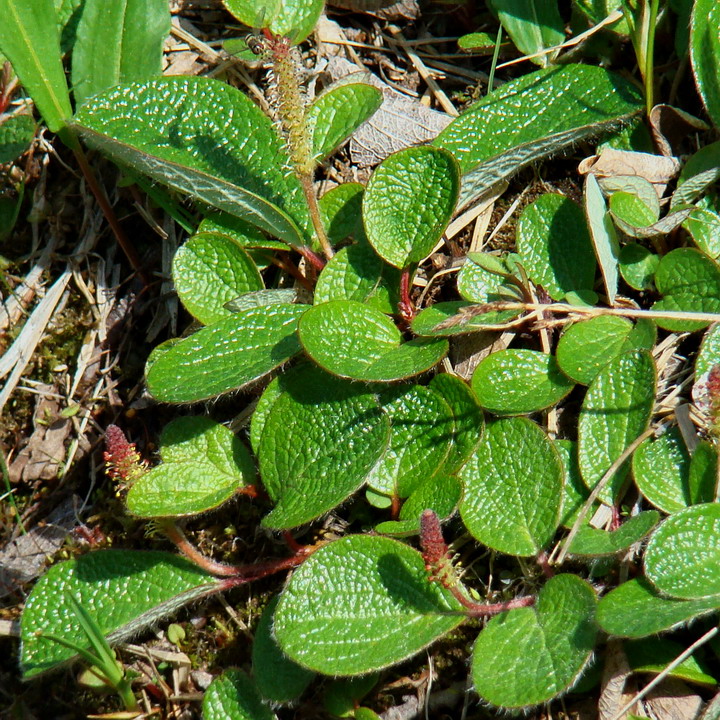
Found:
<box><xmin>202</xmin><ymin>669</ymin><xmax>274</xmax><ymax>720</ymax></box>
<box><xmin>0</xmin><ymin>114</ymin><xmax>35</xmax><ymax>163</ymax></box>
<box><xmin>487</xmin><ymin>0</ymin><xmax>564</xmax><ymax>67</ymax></box>
<box><xmin>198</xmin><ymin>212</ymin><xmax>287</xmax><ymax>252</ymax></box>
<box><xmin>672</xmin><ymin>141</ymin><xmax>720</xmax><ymax>209</ymax></box>
<box><xmin>146</xmin><ymin>304</ymin><xmax>306</xmax><ymax>403</ymax></box>
<box><xmin>20</xmin><ymin>551</ymin><xmax>218</xmax><ymax>677</ymax></box>
<box><xmin>645</xmin><ymin>503</ymin><xmax>720</xmax><ymax>600</ymax></box>
<box><xmin>126</xmin><ymin>417</ymin><xmax>256</xmax><ymax>518</ymax></box>
<box><xmin>684</xmin><ymin>207</ymin><xmax>720</xmax><ymax>258</ymax></box>
<box><xmin>555</xmin><ymin>439</ymin><xmax>591</xmax><ymax>529</ymax></box>
<box><xmin>632</xmin><ymin>428</ymin><xmax>691</xmax><ymax>513</ymax></box>
<box><xmin>585</xmin><ymin>173</ymin><xmax>620</xmax><ymax>304</ymax></box>
<box><xmin>567</xmin><ymin>511</ymin><xmax>659</xmax><ymax>557</ymax></box>
<box><xmin>428</xmin><ymin>373</ymin><xmax>484</xmax><ymax>474</ymax></box>
<box><xmin>54</xmin><ymin>0</ymin><xmax>84</xmax><ymax>54</ymax></box>
<box><xmin>319</xmin><ymin>183</ymin><xmax>364</xmax><ymax>246</ymax></box>
<box><xmin>618</xmin><ymin>242</ymin><xmax>660</xmax><ymax>290</ymax></box>
<box><xmin>307</xmin><ymin>83</ymin><xmax>382</xmax><ymax>164</ymax></box>
<box><xmin>434</xmin><ymin>65</ymin><xmax>643</xmax><ymax>208</ymax></box>
<box><xmin>459</xmin><ymin>418</ymin><xmax>562</xmax><ymax>556</ymax></box>
<box><xmin>456</xmin><ymin>253</ymin><xmax>524</xmax><ymax>309</ymax></box>
<box><xmin>577</xmin><ymin>350</ymin><xmax>656</xmax><ymax>503</ymax></box>
<box><xmin>695</xmin><ymin>323</ymin><xmax>720</xmax><ymax>380</ymax></box>
<box><xmin>374</xmin><ymin>473</ymin><xmax>462</xmax><ymax>536</ymax></box>
<box><xmin>652</xmin><ymin>248</ymin><xmax>720</xmax><ymax>331</ymax></box>
<box><xmin>516</xmin><ymin>193</ymin><xmax>596</xmax><ymax>300</ymax></box>
<box><xmin>252</xmin><ymin>596</ymin><xmax>314</xmax><ymax>703</ymax></box>
<box><xmin>471</xmin><ymin>349</ymin><xmax>574</xmax><ymax>416</ymax></box>
<box><xmin>609</xmin><ymin>190</ymin><xmax>659</xmax><ymax>228</ymax></box>
<box><xmin>314</xmin><ymin>238</ymin><xmax>399</xmax><ymax>314</ymax></box>
<box><xmin>224</xmin><ymin>289</ymin><xmax>298</xmax><ymax>313</ymax></box>
<box><xmin>365</xmin><ymin>385</ymin><xmax>454</xmax><ymax>499</ymax></box>
<box><xmin>472</xmin><ymin>575</ymin><xmax>597</xmax><ymax>709</ymax></box>
<box><xmin>689</xmin><ymin>440</ymin><xmax>719</xmax><ymax>504</ymax></box>
<box><xmin>411</xmin><ymin>301</ymin><xmax>519</xmax><ymax>337</ymax></box>
<box><xmin>556</xmin><ymin>316</ymin><xmax>656</xmax><ymax>385</ymax></box>
<box><xmin>625</xmin><ymin>638</ymin><xmax>718</xmax><ymax>687</ymax></box>
<box><xmin>298</xmin><ymin>300</ymin><xmax>448</xmax><ymax>382</ymax></box>
<box><xmin>274</xmin><ymin>535</ymin><xmax>465</xmax><ymax>676</ymax></box>
<box><xmin>223</xmin><ymin>0</ymin><xmax>323</xmax><ymax>43</ymax></box>
<box><xmin>363</xmin><ymin>147</ymin><xmax>459</xmax><ymax>269</ymax></box>
<box><xmin>599</xmin><ymin>175</ymin><xmax>660</xmax><ymax>217</ymax></box>
<box><xmin>690</xmin><ymin>0</ymin><xmax>720</xmax><ymax>127</ymax></box>
<box><xmin>259</xmin><ymin>366</ymin><xmax>389</xmax><ymax>529</ymax></box>
<box><xmin>173</xmin><ymin>233</ymin><xmax>263</xmax><ymax>325</ymax></box>
<box><xmin>72</xmin><ymin>77</ymin><xmax>312</xmax><ymax>245</ymax></box>
<box><xmin>0</xmin><ymin>0</ymin><xmax>73</xmax><ymax>136</ymax></box>
<box><xmin>596</xmin><ymin>577</ymin><xmax>720</xmax><ymax>638</ymax></box>
<box><xmin>324</xmin><ymin>676</ymin><xmax>379</xmax><ymax>718</ymax></box>
<box><xmin>71</xmin><ymin>0</ymin><xmax>170</xmax><ymax>104</ymax></box>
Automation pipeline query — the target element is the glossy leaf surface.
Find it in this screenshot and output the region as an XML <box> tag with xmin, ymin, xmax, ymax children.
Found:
<box><xmin>274</xmin><ymin>535</ymin><xmax>464</xmax><ymax>675</ymax></box>
<box><xmin>146</xmin><ymin>304</ymin><xmax>306</xmax><ymax>402</ymax></box>
<box><xmin>460</xmin><ymin>418</ymin><xmax>562</xmax><ymax>556</ymax></box>
<box><xmin>472</xmin><ymin>575</ymin><xmax>597</xmax><ymax>708</ymax></box>
<box><xmin>21</xmin><ymin>551</ymin><xmax>218</xmax><ymax>677</ymax></box>
<box><xmin>691</xmin><ymin>0</ymin><xmax>720</xmax><ymax>127</ymax></box>
<box><xmin>223</xmin><ymin>0</ymin><xmax>323</xmax><ymax>43</ymax></box>
<box><xmin>567</xmin><ymin>511</ymin><xmax>659</xmax><ymax>557</ymax></box>
<box><xmin>202</xmin><ymin>669</ymin><xmax>274</xmax><ymax>720</ymax></box>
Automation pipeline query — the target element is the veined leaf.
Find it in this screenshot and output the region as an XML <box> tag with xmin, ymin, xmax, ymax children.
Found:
<box><xmin>21</xmin><ymin>551</ymin><xmax>219</xmax><ymax>677</ymax></box>
<box><xmin>72</xmin><ymin>77</ymin><xmax>312</xmax><ymax>245</ymax></box>
<box><xmin>274</xmin><ymin>535</ymin><xmax>465</xmax><ymax>676</ymax></box>
<box><xmin>71</xmin><ymin>0</ymin><xmax>170</xmax><ymax>104</ymax></box>
<box><xmin>203</xmin><ymin>669</ymin><xmax>274</xmax><ymax>720</ymax></box>
<box><xmin>223</xmin><ymin>0</ymin><xmax>323</xmax><ymax>44</ymax></box>
<box><xmin>434</xmin><ymin>65</ymin><xmax>643</xmax><ymax>208</ymax></box>
<box><xmin>690</xmin><ymin>0</ymin><xmax>720</xmax><ymax>127</ymax></box>
<box><xmin>567</xmin><ymin>511</ymin><xmax>659</xmax><ymax>557</ymax></box>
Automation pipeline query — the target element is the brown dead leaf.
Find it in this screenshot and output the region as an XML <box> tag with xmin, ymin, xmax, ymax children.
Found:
<box><xmin>645</xmin><ymin>678</ymin><xmax>704</xmax><ymax>720</ymax></box>
<box><xmin>578</xmin><ymin>148</ymin><xmax>680</xmax><ymax>199</ymax></box>
<box><xmin>649</xmin><ymin>104</ymin><xmax>709</xmax><ymax>157</ymax></box>
<box><xmin>326</xmin><ymin>57</ymin><xmax>452</xmax><ymax>167</ymax></box>
<box><xmin>599</xmin><ymin>639</ymin><xmax>640</xmax><ymax>720</ymax></box>
<box><xmin>328</xmin><ymin>0</ymin><xmax>419</xmax><ymax>21</ymax></box>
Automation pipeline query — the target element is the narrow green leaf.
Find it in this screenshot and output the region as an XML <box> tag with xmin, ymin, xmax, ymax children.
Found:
<box><xmin>0</xmin><ymin>114</ymin><xmax>35</xmax><ymax>163</ymax></box>
<box><xmin>556</xmin><ymin>316</ymin><xmax>654</xmax><ymax>385</ymax></box>
<box><xmin>516</xmin><ymin>193</ymin><xmax>596</xmax><ymax>300</ymax></box>
<box><xmin>632</xmin><ymin>428</ymin><xmax>691</xmax><ymax>513</ymax></box>
<box><xmin>471</xmin><ymin>349</ymin><xmax>574</xmax><ymax>416</ymax></box>
<box><xmin>459</xmin><ymin>418</ymin><xmax>562</xmax><ymax>556</ymax></box>
<box><xmin>577</xmin><ymin>350</ymin><xmax>655</xmax><ymax>503</ymax></box>
<box><xmin>645</xmin><ymin>503</ymin><xmax>720</xmax><ymax>600</ymax></box>
<box><xmin>434</xmin><ymin>65</ymin><xmax>643</xmax><ymax>208</ymax></box>
<box><xmin>596</xmin><ymin>578</ymin><xmax>720</xmax><ymax>638</ymax></box>
<box><xmin>567</xmin><ymin>511</ymin><xmax>659</xmax><ymax>557</ymax></box>
<box><xmin>307</xmin><ymin>83</ymin><xmax>382</xmax><ymax>164</ymax></box>
<box><xmin>274</xmin><ymin>535</ymin><xmax>465</xmax><ymax>676</ymax></box>
<box><xmin>146</xmin><ymin>304</ymin><xmax>306</xmax><ymax>403</ymax></box>
<box><xmin>0</xmin><ymin>0</ymin><xmax>72</xmax><ymax>135</ymax></box>
<box><xmin>487</xmin><ymin>0</ymin><xmax>564</xmax><ymax>67</ymax></box>
<box><xmin>299</xmin><ymin>300</ymin><xmax>448</xmax><ymax>382</ymax></box>
<box><xmin>223</xmin><ymin>0</ymin><xmax>323</xmax><ymax>43</ymax></box>
<box><xmin>126</xmin><ymin>417</ymin><xmax>256</xmax><ymax>518</ymax></box>
<box><xmin>429</xmin><ymin>373</ymin><xmax>484</xmax><ymax>474</ymax></box>
<box><xmin>690</xmin><ymin>0</ymin><xmax>720</xmax><ymax>127</ymax></box>
<box><xmin>21</xmin><ymin>551</ymin><xmax>218</xmax><ymax>677</ymax></box>
<box><xmin>72</xmin><ymin>77</ymin><xmax>312</xmax><ymax>245</ymax></box>
<box><xmin>259</xmin><ymin>366</ymin><xmax>389</xmax><ymax>529</ymax></box>
<box><xmin>363</xmin><ymin>147</ymin><xmax>459</xmax><ymax>269</ymax></box>
<box><xmin>585</xmin><ymin>173</ymin><xmax>620</xmax><ymax>304</ymax></box>
<box><xmin>472</xmin><ymin>575</ymin><xmax>597</xmax><ymax>709</ymax></box>
<box><xmin>365</xmin><ymin>384</ymin><xmax>454</xmax><ymax>499</ymax></box>
<box><xmin>71</xmin><ymin>0</ymin><xmax>170</xmax><ymax>104</ymax></box>
<box><xmin>252</xmin><ymin>596</ymin><xmax>314</xmax><ymax>703</ymax></box>
<box><xmin>652</xmin><ymin>248</ymin><xmax>720</xmax><ymax>332</ymax></box>
<box><xmin>173</xmin><ymin>233</ymin><xmax>263</xmax><ymax>325</ymax></box>
<box><xmin>202</xmin><ymin>669</ymin><xmax>274</xmax><ymax>720</ymax></box>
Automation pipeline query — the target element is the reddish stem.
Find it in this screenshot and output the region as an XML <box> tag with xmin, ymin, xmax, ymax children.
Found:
<box><xmin>398</xmin><ymin>268</ymin><xmax>416</xmax><ymax>322</ymax></box>
<box><xmin>536</xmin><ymin>550</ymin><xmax>554</xmax><ymax>578</ymax></box>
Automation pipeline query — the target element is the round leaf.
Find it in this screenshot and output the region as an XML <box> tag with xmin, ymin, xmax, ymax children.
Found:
<box><xmin>173</xmin><ymin>233</ymin><xmax>263</xmax><ymax>325</ymax></box>
<box><xmin>202</xmin><ymin>669</ymin><xmax>274</xmax><ymax>720</ymax></box>
<box><xmin>471</xmin><ymin>349</ymin><xmax>574</xmax><ymax>415</ymax></box>
<box><xmin>472</xmin><ymin>574</ymin><xmax>597</xmax><ymax>708</ymax></box>
<box><xmin>299</xmin><ymin>300</ymin><xmax>448</xmax><ymax>382</ymax></box>
<box><xmin>274</xmin><ymin>535</ymin><xmax>465</xmax><ymax>676</ymax></box>
<box><xmin>222</xmin><ymin>0</ymin><xmax>323</xmax><ymax>43</ymax></box>
<box><xmin>645</xmin><ymin>503</ymin><xmax>720</xmax><ymax>600</ymax></box>
<box><xmin>126</xmin><ymin>417</ymin><xmax>255</xmax><ymax>518</ymax></box>
<box><xmin>618</xmin><ymin>242</ymin><xmax>660</xmax><ymax>291</ymax></box>
<box><xmin>363</xmin><ymin>146</ymin><xmax>459</xmax><ymax>268</ymax></box>
<box><xmin>459</xmin><ymin>417</ymin><xmax>562</xmax><ymax>556</ymax></box>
